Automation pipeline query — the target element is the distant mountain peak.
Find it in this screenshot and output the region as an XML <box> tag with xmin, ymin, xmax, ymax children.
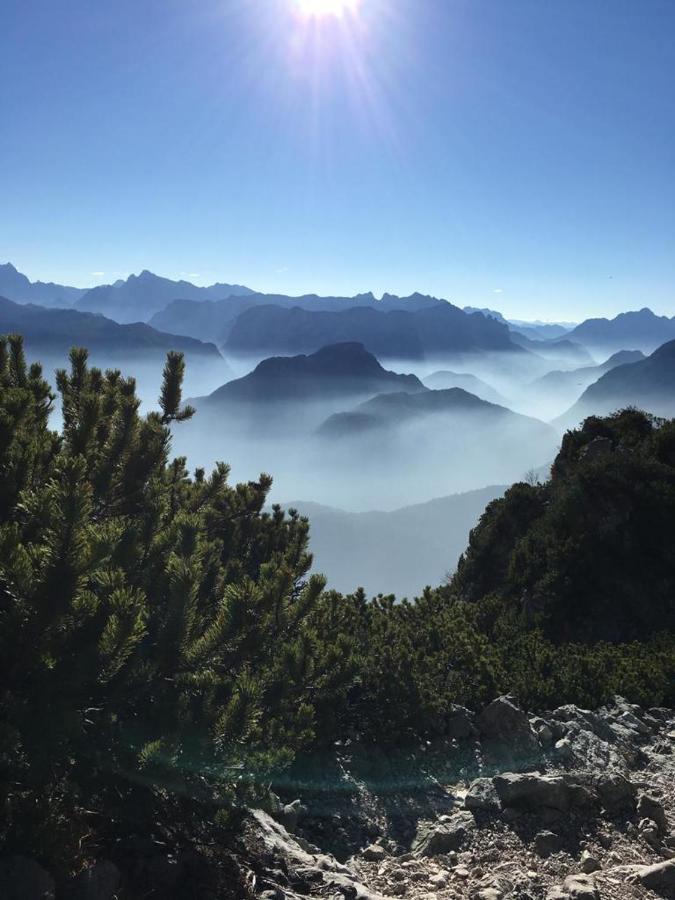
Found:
<box><xmin>198</xmin><ymin>342</ymin><xmax>424</xmax><ymax>410</ymax></box>
<box><xmin>0</xmin><ymin>262</ymin><xmax>86</xmax><ymax>307</ymax></box>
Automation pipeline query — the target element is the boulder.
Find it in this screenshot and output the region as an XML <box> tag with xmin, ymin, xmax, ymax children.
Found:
<box><xmin>534</xmin><ymin>831</ymin><xmax>563</xmax><ymax>858</ymax></box>
<box><xmin>360</xmin><ymin>845</ymin><xmax>388</xmax><ymax>862</ymax></box>
<box><xmin>631</xmin><ymin>859</ymin><xmax>675</xmax><ymax>895</ymax></box>
<box><xmin>477</xmin><ymin>696</ymin><xmax>540</xmax><ymax>762</ymax></box>
<box><xmin>475</xmin><ymin>889</ymin><xmax>503</xmax><ymax>900</ymax></box>
<box><xmin>562</xmin><ymin>874</ymin><xmax>599</xmax><ymax>899</ymax></box>
<box><xmin>594</xmin><ymin>772</ymin><xmax>635</xmax><ymax>812</ymax></box>
<box><xmin>493</xmin><ymin>773</ymin><xmax>595</xmax><ymax>813</ymax></box>
<box><xmin>412</xmin><ymin>812</ymin><xmax>476</xmax><ymax>857</ymax></box>
<box><xmin>445</xmin><ymin>704</ymin><xmax>478</xmax><ymax>740</ymax></box>
<box><xmin>579</xmin><ymin>851</ymin><xmax>601</xmax><ymax>874</ymax></box>
<box><xmin>637</xmin><ymin>793</ymin><xmax>669</xmax><ymax>833</ymax></box>
<box><xmin>616</xmin><ymin>710</ymin><xmax>651</xmax><ymax>735</ymax></box>
<box><xmin>465</xmin><ymin>778</ymin><xmax>501</xmax><ymax>813</ymax></box>
<box><xmin>639</xmin><ymin>817</ymin><xmax>662</xmax><ymax>851</ymax></box>
<box><xmin>531</xmin><ymin>716</ymin><xmax>554</xmax><ymax>747</ymax></box>
<box><xmin>278</xmin><ymin>799</ymin><xmax>307</xmax><ymax>830</ymax></box>
<box><xmin>551</xmin><ymin>705</ymin><xmax>614</xmax><ymax>743</ymax></box>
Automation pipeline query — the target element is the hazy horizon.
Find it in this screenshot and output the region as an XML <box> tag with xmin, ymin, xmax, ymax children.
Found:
<box><xmin>4</xmin><ymin>259</ymin><xmax>675</xmax><ymax>324</ymax></box>
<box><xmin>3</xmin><ymin>0</ymin><xmax>674</xmax><ymax>321</ymax></box>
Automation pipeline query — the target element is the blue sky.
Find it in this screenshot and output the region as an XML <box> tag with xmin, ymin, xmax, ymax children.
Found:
<box><xmin>1</xmin><ymin>0</ymin><xmax>674</xmax><ymax>320</ymax></box>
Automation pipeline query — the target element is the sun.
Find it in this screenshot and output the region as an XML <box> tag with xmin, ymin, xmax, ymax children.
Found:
<box><xmin>295</xmin><ymin>0</ymin><xmax>360</xmax><ymax>18</ymax></box>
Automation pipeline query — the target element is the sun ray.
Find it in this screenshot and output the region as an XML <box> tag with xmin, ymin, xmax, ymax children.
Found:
<box><xmin>295</xmin><ymin>0</ymin><xmax>360</xmax><ymax>19</ymax></box>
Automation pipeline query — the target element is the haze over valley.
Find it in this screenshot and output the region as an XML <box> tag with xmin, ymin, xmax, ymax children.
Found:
<box><xmin>2</xmin><ymin>261</ymin><xmax>674</xmax><ymax>596</ymax></box>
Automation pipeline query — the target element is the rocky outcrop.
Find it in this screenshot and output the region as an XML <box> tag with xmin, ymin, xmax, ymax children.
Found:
<box><xmin>247</xmin><ymin>696</ymin><xmax>675</xmax><ymax>900</ymax></box>
<box><xmin>630</xmin><ymin>859</ymin><xmax>675</xmax><ymax>894</ymax></box>
<box><xmin>476</xmin><ymin>695</ymin><xmax>541</xmax><ymax>765</ymax></box>
<box><xmin>412</xmin><ymin>812</ymin><xmax>476</xmax><ymax>857</ymax></box>
<box><xmin>493</xmin><ymin>773</ymin><xmax>596</xmax><ymax>812</ymax></box>
<box><xmin>6</xmin><ymin>696</ymin><xmax>671</xmax><ymax>900</ymax></box>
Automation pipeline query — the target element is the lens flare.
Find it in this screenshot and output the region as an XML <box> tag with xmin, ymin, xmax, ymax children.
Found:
<box><xmin>296</xmin><ymin>0</ymin><xmax>360</xmax><ymax>18</ymax></box>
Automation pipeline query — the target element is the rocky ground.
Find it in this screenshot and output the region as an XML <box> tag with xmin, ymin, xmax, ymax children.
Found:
<box><xmin>243</xmin><ymin>697</ymin><xmax>675</xmax><ymax>900</ymax></box>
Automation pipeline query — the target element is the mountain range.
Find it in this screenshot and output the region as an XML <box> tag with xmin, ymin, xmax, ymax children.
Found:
<box><xmin>463</xmin><ymin>306</ymin><xmax>574</xmax><ymax>341</ymax></box>
<box><xmin>509</xmin><ymin>333</ymin><xmax>594</xmax><ymax>367</ymax></box>
<box><xmin>318</xmin><ymin>386</ymin><xmax>553</xmax><ymax>440</ymax></box>
<box><xmin>559</xmin><ymin>338</ymin><xmax>675</xmax><ymax>426</ymax></box>
<box><xmin>150</xmin><ymin>291</ymin><xmax>442</xmax><ymax>344</ymax></box>
<box><xmin>567</xmin><ymin>308</ymin><xmax>675</xmax><ymax>355</ymax></box>
<box><xmin>0</xmin><ymin>262</ymin><xmax>87</xmax><ymax>307</ymax></box>
<box><xmin>0</xmin><ymin>295</ymin><xmax>221</xmax><ymax>362</ymax></box>
<box><xmin>193</xmin><ymin>342</ymin><xmax>424</xmax><ymax>411</ymax></box>
<box><xmin>222</xmin><ymin>302</ymin><xmax>520</xmax><ymax>361</ymax></box>
<box><xmin>422</xmin><ymin>370</ymin><xmax>508</xmax><ymax>405</ymax></box>
<box><xmin>526</xmin><ymin>349</ymin><xmax>646</xmax><ymax>417</ymax></box>
<box><xmin>75</xmin><ymin>270</ymin><xmax>254</xmax><ymax>323</ymax></box>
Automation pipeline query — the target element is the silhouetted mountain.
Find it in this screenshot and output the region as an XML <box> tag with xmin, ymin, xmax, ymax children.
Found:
<box><xmin>150</xmin><ymin>291</ymin><xmax>443</xmax><ymax>344</ymax></box>
<box><xmin>287</xmin><ymin>485</ymin><xmax>506</xmax><ymax>598</ymax></box>
<box><xmin>568</xmin><ymin>308</ymin><xmax>675</xmax><ymax>355</ymax></box>
<box><xmin>526</xmin><ymin>349</ymin><xmax>645</xmax><ymax>417</ymax></box>
<box><xmin>0</xmin><ymin>296</ymin><xmax>221</xmax><ymax>361</ymax></box>
<box><xmin>223</xmin><ymin>302</ymin><xmax>519</xmax><ymax>361</ymax></box>
<box><xmin>194</xmin><ymin>342</ymin><xmax>424</xmax><ymax>411</ymax></box>
<box><xmin>316</xmin><ymin>387</ymin><xmax>557</xmax><ymax>503</ymax></box>
<box><xmin>319</xmin><ymin>387</ymin><xmax>547</xmax><ymax>437</ymax></box>
<box><xmin>510</xmin><ymin>332</ymin><xmax>594</xmax><ymax>367</ymax></box>
<box><xmin>463</xmin><ymin>305</ymin><xmax>574</xmax><ymax>340</ymax></box>
<box><xmin>0</xmin><ymin>262</ymin><xmax>87</xmax><ymax>307</ymax></box>
<box><xmin>76</xmin><ymin>270</ymin><xmax>254</xmax><ymax>323</ymax></box>
<box><xmin>423</xmin><ymin>370</ymin><xmax>508</xmax><ymax>405</ymax></box>
<box><xmin>508</xmin><ymin>320</ymin><xmax>574</xmax><ymax>341</ymax></box>
<box><xmin>559</xmin><ymin>339</ymin><xmax>675</xmax><ymax>426</ymax></box>
<box><xmin>463</xmin><ymin>306</ymin><xmax>507</xmax><ymax>323</ymax></box>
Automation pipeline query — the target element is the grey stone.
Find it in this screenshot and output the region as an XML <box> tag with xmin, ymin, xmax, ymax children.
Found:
<box><xmin>446</xmin><ymin>704</ymin><xmax>478</xmax><ymax>740</ymax></box>
<box><xmin>534</xmin><ymin>831</ymin><xmax>563</xmax><ymax>858</ymax></box>
<box><xmin>562</xmin><ymin>873</ymin><xmax>599</xmax><ymax>899</ymax></box>
<box><xmin>413</xmin><ymin>812</ymin><xmax>476</xmax><ymax>857</ymax></box>
<box><xmin>637</xmin><ymin>793</ymin><xmax>669</xmax><ymax>833</ymax></box>
<box><xmin>477</xmin><ymin>696</ymin><xmax>540</xmax><ymax>762</ymax></box>
<box><xmin>546</xmin><ymin>889</ymin><xmax>568</xmax><ymax>900</ymax></box>
<box><xmin>278</xmin><ymin>799</ymin><xmax>306</xmax><ymax>829</ymax></box>
<box><xmin>616</xmin><ymin>710</ymin><xmax>651</xmax><ymax>735</ymax></box>
<box><xmin>639</xmin><ymin>817</ymin><xmax>662</xmax><ymax>850</ymax></box>
<box><xmin>554</xmin><ymin>737</ymin><xmax>575</xmax><ymax>761</ymax></box>
<box><xmin>579</xmin><ymin>851</ymin><xmax>600</xmax><ymax>874</ymax></box>
<box><xmin>475</xmin><ymin>889</ymin><xmax>503</xmax><ymax>900</ymax></box>
<box><xmin>360</xmin><ymin>845</ymin><xmax>388</xmax><ymax>862</ymax></box>
<box><xmin>531</xmin><ymin>717</ymin><xmax>554</xmax><ymax>746</ymax></box>
<box><xmin>465</xmin><ymin>778</ymin><xmax>501</xmax><ymax>812</ymax></box>
<box><xmin>493</xmin><ymin>773</ymin><xmax>595</xmax><ymax>812</ymax></box>
<box><xmin>595</xmin><ymin>772</ymin><xmax>635</xmax><ymax>811</ymax></box>
<box><xmin>633</xmin><ymin>859</ymin><xmax>675</xmax><ymax>894</ymax></box>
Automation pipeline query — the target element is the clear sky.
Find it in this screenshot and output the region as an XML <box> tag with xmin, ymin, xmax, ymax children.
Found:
<box><xmin>1</xmin><ymin>0</ymin><xmax>674</xmax><ymax>320</ymax></box>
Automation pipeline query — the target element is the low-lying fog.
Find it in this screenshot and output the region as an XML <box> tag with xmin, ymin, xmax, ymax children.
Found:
<box><xmin>36</xmin><ymin>345</ymin><xmax>611</xmax><ymax>598</ymax></box>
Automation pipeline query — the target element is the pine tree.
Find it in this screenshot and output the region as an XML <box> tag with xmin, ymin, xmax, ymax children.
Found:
<box><xmin>0</xmin><ymin>339</ymin><xmax>347</xmax><ymax>866</ymax></box>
